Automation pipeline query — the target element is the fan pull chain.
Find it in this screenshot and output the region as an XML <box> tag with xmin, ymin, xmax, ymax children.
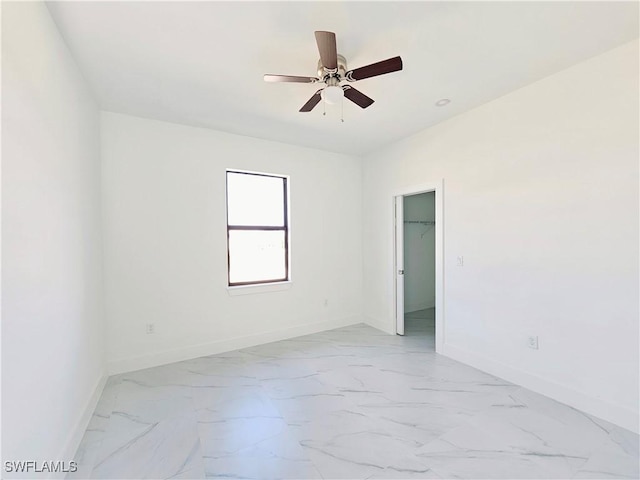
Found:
<box><xmin>323</xmin><ymin>99</ymin><xmax>326</xmax><ymax>116</ymax></box>
<box><xmin>341</xmin><ymin>96</ymin><xmax>344</xmax><ymax>123</ymax></box>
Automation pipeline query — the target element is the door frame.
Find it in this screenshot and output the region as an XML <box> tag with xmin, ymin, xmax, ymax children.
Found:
<box><xmin>393</xmin><ymin>179</ymin><xmax>444</xmax><ymax>353</ymax></box>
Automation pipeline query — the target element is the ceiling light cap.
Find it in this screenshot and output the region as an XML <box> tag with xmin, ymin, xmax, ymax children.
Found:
<box><xmin>322</xmin><ymin>86</ymin><xmax>344</xmax><ymax>105</ymax></box>
<box><xmin>435</xmin><ymin>98</ymin><xmax>451</xmax><ymax>107</ymax></box>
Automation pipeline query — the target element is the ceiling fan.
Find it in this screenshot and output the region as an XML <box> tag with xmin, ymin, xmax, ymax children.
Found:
<box><xmin>264</xmin><ymin>31</ymin><xmax>403</xmax><ymax>113</ymax></box>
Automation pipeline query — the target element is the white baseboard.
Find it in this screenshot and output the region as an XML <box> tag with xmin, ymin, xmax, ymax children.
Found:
<box><xmin>54</xmin><ymin>371</ymin><xmax>108</xmax><ymax>479</ymax></box>
<box><xmin>404</xmin><ymin>302</ymin><xmax>435</xmax><ymax>313</ymax></box>
<box><xmin>108</xmin><ymin>316</ymin><xmax>362</xmax><ymax>375</ymax></box>
<box><xmin>363</xmin><ymin>316</ymin><xmax>395</xmax><ymax>335</ymax></box>
<box><xmin>441</xmin><ymin>342</ymin><xmax>639</xmax><ymax>434</ymax></box>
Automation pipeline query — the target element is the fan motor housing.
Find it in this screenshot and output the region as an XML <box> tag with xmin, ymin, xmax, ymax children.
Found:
<box><xmin>317</xmin><ymin>54</ymin><xmax>347</xmax><ymax>80</ymax></box>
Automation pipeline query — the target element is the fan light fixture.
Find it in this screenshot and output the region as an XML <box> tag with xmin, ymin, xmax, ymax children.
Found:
<box><xmin>321</xmin><ymin>85</ymin><xmax>344</xmax><ymax>104</ymax></box>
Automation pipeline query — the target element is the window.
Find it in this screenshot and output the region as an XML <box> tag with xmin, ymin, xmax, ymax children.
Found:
<box><xmin>226</xmin><ymin>170</ymin><xmax>289</xmax><ymax>286</ymax></box>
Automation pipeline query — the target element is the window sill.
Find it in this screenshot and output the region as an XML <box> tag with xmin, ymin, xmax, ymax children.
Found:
<box><xmin>227</xmin><ymin>281</ymin><xmax>292</xmax><ymax>296</ymax></box>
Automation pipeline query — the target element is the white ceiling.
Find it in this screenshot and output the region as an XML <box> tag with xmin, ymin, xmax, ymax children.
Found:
<box><xmin>46</xmin><ymin>1</ymin><xmax>638</xmax><ymax>156</ymax></box>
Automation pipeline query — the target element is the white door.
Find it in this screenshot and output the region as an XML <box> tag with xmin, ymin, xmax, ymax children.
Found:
<box><xmin>395</xmin><ymin>197</ymin><xmax>405</xmax><ymax>335</ymax></box>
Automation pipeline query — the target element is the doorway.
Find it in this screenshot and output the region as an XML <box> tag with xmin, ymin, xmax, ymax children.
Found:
<box><xmin>403</xmin><ymin>192</ymin><xmax>436</xmax><ymax>342</ymax></box>
<box><xmin>394</xmin><ymin>181</ymin><xmax>444</xmax><ymax>352</ymax></box>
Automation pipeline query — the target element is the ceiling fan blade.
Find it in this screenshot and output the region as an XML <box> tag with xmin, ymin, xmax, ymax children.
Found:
<box><xmin>299</xmin><ymin>89</ymin><xmax>323</xmax><ymax>112</ymax></box>
<box><xmin>346</xmin><ymin>56</ymin><xmax>403</xmax><ymax>81</ymax></box>
<box><xmin>343</xmin><ymin>86</ymin><xmax>374</xmax><ymax>109</ymax></box>
<box><xmin>264</xmin><ymin>74</ymin><xmax>318</xmax><ymax>83</ymax></box>
<box><xmin>314</xmin><ymin>31</ymin><xmax>338</xmax><ymax>70</ymax></box>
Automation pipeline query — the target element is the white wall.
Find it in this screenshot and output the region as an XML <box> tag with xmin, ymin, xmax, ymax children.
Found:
<box><xmin>101</xmin><ymin>112</ymin><xmax>363</xmax><ymax>373</ymax></box>
<box><xmin>362</xmin><ymin>40</ymin><xmax>639</xmax><ymax>432</ymax></box>
<box><xmin>403</xmin><ymin>192</ymin><xmax>436</xmax><ymax>313</ymax></box>
<box><xmin>2</xmin><ymin>1</ymin><xmax>106</xmax><ymax>472</ymax></box>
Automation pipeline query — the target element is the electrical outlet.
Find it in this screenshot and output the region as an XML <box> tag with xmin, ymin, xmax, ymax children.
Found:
<box><xmin>456</xmin><ymin>256</ymin><xmax>464</xmax><ymax>267</ymax></box>
<box><xmin>527</xmin><ymin>335</ymin><xmax>539</xmax><ymax>349</ymax></box>
<box><xmin>146</xmin><ymin>323</ymin><xmax>155</xmax><ymax>334</ymax></box>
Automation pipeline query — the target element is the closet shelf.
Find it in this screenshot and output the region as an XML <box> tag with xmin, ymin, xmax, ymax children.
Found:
<box><xmin>404</xmin><ymin>220</ymin><xmax>435</xmax><ymax>225</ymax></box>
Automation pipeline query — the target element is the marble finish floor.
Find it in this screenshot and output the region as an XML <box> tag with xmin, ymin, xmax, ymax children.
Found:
<box><xmin>71</xmin><ymin>323</ymin><xmax>638</xmax><ymax>479</ymax></box>
<box><xmin>404</xmin><ymin>308</ymin><xmax>436</xmax><ymax>337</ymax></box>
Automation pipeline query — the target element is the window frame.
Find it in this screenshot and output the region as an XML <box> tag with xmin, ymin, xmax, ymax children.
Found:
<box><xmin>225</xmin><ymin>169</ymin><xmax>290</xmax><ymax>287</ymax></box>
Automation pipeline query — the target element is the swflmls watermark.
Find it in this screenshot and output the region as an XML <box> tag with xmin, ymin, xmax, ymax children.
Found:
<box><xmin>4</xmin><ymin>461</ymin><xmax>78</xmax><ymax>473</ymax></box>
